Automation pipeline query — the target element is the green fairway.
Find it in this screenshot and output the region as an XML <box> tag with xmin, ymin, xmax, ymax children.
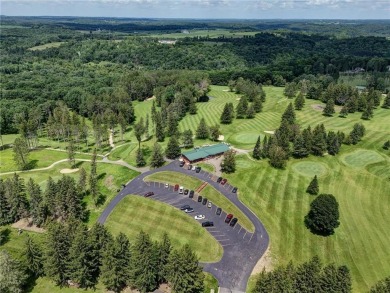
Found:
<box><xmin>144</xmin><ymin>171</ymin><xmax>255</xmax><ymax>232</ymax></box>
<box><xmin>292</xmin><ymin>161</ymin><xmax>329</xmax><ymax>177</ymax></box>
<box><xmin>105</xmin><ymin>196</ymin><xmax>223</xmax><ymax>262</ymax></box>
<box><xmin>342</xmin><ymin>149</ymin><xmax>385</xmax><ymax>168</ymax></box>
<box><xmin>28</xmin><ymin>42</ymin><xmax>66</xmax><ymax>51</ymax></box>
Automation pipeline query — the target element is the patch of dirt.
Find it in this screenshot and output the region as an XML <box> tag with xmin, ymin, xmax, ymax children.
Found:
<box><xmin>218</xmin><ymin>135</ymin><xmax>225</xmax><ymax>141</ymax></box>
<box><xmin>104</xmin><ymin>175</ymin><xmax>114</xmax><ymax>189</ymax></box>
<box><xmin>312</xmin><ymin>104</ymin><xmax>325</xmax><ymax>111</ymax></box>
<box><xmin>251</xmin><ymin>246</ymin><xmax>273</xmax><ymax>275</ymax></box>
<box><xmin>264</xmin><ymin>130</ymin><xmax>275</xmax><ymax>134</ymax></box>
<box><xmin>236</xmin><ymin>98</ymin><xmax>241</xmax><ymax>100</ymax></box>
<box><xmin>11</xmin><ymin>218</ymin><xmax>45</xmax><ymax>233</ymax></box>
<box><xmin>146</xmin><ymin>95</ymin><xmax>156</xmax><ymax>101</ymax></box>
<box><xmin>60</xmin><ymin>168</ymin><xmax>79</xmax><ymax>174</ymax></box>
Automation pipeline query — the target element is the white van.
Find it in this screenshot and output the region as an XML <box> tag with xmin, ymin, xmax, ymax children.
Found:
<box><xmin>179</xmin><ymin>186</ymin><xmax>184</xmax><ymax>194</ymax></box>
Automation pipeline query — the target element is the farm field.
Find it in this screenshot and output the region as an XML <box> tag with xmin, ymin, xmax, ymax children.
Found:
<box><xmin>145</xmin><ymin>171</ymin><xmax>254</xmax><ymax>232</ymax></box>
<box><xmin>27</xmin><ymin>41</ymin><xmax>66</xmax><ymax>51</ymax></box>
<box><xmin>145</xmin><ymin>29</ymin><xmax>258</xmax><ymax>39</ymax></box>
<box><xmin>105</xmin><ymin>196</ymin><xmax>223</xmax><ymax>262</ymax></box>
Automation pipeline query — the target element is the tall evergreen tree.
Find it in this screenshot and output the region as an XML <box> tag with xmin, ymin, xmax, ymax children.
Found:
<box><xmin>262</xmin><ymin>136</ymin><xmax>269</xmax><ymax>158</ymax></box>
<box><xmin>150</xmin><ymin>143</ymin><xmax>165</xmax><ymax>168</ymax></box>
<box><xmin>12</xmin><ymin>137</ymin><xmax>29</xmax><ymax>170</ymax></box>
<box><xmin>166</xmin><ymin>111</ymin><xmax>179</xmax><ymax>137</ymax></box>
<box><xmin>339</xmin><ymin>105</ymin><xmax>349</xmax><ymax>118</ymax></box>
<box><xmin>236</xmin><ymin>96</ymin><xmax>248</xmax><ymax>118</ymax></box>
<box><xmin>77</xmin><ymin>167</ymin><xmax>87</xmax><ymax>195</ymax></box>
<box><xmin>306</xmin><ymin>175</ymin><xmax>319</xmax><ymax>195</ymax></box>
<box><xmin>275</xmin><ymin>119</ymin><xmax>291</xmax><ymax>154</ymax></box>
<box><xmin>246</xmin><ymin>104</ymin><xmax>256</xmax><ymax>119</ymax></box>
<box><xmin>383</xmin><ymin>140</ymin><xmax>390</xmax><ymax>150</ymax></box>
<box><xmin>157</xmin><ymin>233</ymin><xmax>171</xmax><ymax>284</ymax></box>
<box><xmin>281</xmin><ymin>103</ymin><xmax>296</xmax><ymax>125</ymax></box>
<box><xmin>348</xmin><ymin>123</ymin><xmax>365</xmax><ymax>145</ymax></box>
<box><xmin>196</xmin><ymin>118</ymin><xmax>209</xmax><ymax>139</ymax></box>
<box><xmin>165</xmin><ymin>136</ymin><xmax>181</xmax><ymax>159</ymax></box>
<box><xmin>326</xmin><ymin>131</ymin><xmax>340</xmax><ymax>155</ymax></box>
<box><xmin>0</xmin><ymin>179</ymin><xmax>12</xmax><ymax>225</ymax></box>
<box><xmin>136</xmin><ymin>147</ymin><xmax>146</xmax><ymax>167</ymax></box>
<box><xmin>188</xmin><ymin>98</ymin><xmax>197</xmax><ymax>115</ymax></box>
<box><xmin>182</xmin><ymin>130</ymin><xmax>194</xmax><ymax>148</ymax></box>
<box><xmin>253</xmin><ymin>96</ymin><xmax>263</xmax><ymax>113</ymax></box>
<box><xmin>131</xmin><ymin>231</ymin><xmax>159</xmax><ymax>292</ymax></box>
<box><xmin>323</xmin><ymin>99</ymin><xmax>335</xmax><ymax>116</ymax></box>
<box><xmin>155</xmin><ymin>112</ymin><xmax>165</xmax><ymax>142</ymax></box>
<box><xmin>294</xmin><ymin>256</ymin><xmax>322</xmax><ymax>292</ymax></box>
<box><xmin>220</xmin><ymin>103</ymin><xmax>233</xmax><ymax>124</ymax></box>
<box><xmin>311</xmin><ymin>124</ymin><xmax>327</xmax><ymax>156</ymax></box>
<box><xmin>302</xmin><ymin>126</ymin><xmax>313</xmax><ymax>152</ymax></box>
<box><xmin>166</xmin><ymin>244</ymin><xmax>204</xmax><ymax>293</ymax></box>
<box><xmin>221</xmin><ymin>150</ymin><xmax>236</xmax><ymax>173</ymax></box>
<box><xmin>294</xmin><ymin>92</ymin><xmax>305</xmax><ymax>110</ymax></box>
<box><xmin>253</xmin><ymin>136</ymin><xmax>262</xmax><ymax>160</ymax></box>
<box><xmin>4</xmin><ymin>174</ymin><xmax>29</xmax><ymax>222</ymax></box>
<box><xmin>268</xmin><ymin>145</ymin><xmax>287</xmax><ymax>169</ymax></box>
<box><xmin>361</xmin><ymin>101</ymin><xmax>374</xmax><ymax>120</ymax></box>
<box><xmin>26</xmin><ymin>178</ymin><xmax>46</xmax><ymax>226</ymax></box>
<box><xmin>293</xmin><ymin>133</ymin><xmax>309</xmax><ymax>158</ymax></box>
<box><xmin>67</xmin><ymin>139</ymin><xmax>76</xmax><ymax>168</ymax></box>
<box><xmin>209</xmin><ymin>124</ymin><xmax>221</xmax><ymax>141</ymax></box>
<box><xmin>89</xmin><ymin>148</ymin><xmax>98</xmax><ymax>206</ymax></box>
<box><xmin>0</xmin><ymin>250</ymin><xmax>28</xmax><ymax>293</ymax></box>
<box><xmin>382</xmin><ymin>93</ymin><xmax>390</xmax><ymax>109</ymax></box>
<box><xmin>134</xmin><ymin>119</ymin><xmax>145</xmax><ymax>149</ymax></box>
<box><xmin>23</xmin><ymin>235</ymin><xmax>43</xmax><ymax>277</ymax></box>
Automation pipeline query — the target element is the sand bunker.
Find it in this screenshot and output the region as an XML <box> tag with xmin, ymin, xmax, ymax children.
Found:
<box><xmin>264</xmin><ymin>130</ymin><xmax>275</xmax><ymax>134</ymax></box>
<box><xmin>12</xmin><ymin>218</ymin><xmax>45</xmax><ymax>233</ymax></box>
<box><xmin>251</xmin><ymin>246</ymin><xmax>273</xmax><ymax>275</ymax></box>
<box><xmin>60</xmin><ymin>168</ymin><xmax>79</xmax><ymax>174</ymax></box>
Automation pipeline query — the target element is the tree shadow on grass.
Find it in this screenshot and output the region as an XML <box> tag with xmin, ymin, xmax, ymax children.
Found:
<box><xmin>97</xmin><ymin>172</ymin><xmax>106</xmax><ymax>180</ymax></box>
<box><xmin>24</xmin><ymin>160</ymin><xmax>38</xmax><ymax>170</ymax></box>
<box><xmin>0</xmin><ymin>228</ymin><xmax>11</xmax><ymax>245</ymax></box>
<box><xmin>74</xmin><ymin>161</ymin><xmax>84</xmax><ymax>168</ymax></box>
<box><xmin>95</xmin><ymin>193</ymin><xmax>106</xmax><ymax>207</ymax></box>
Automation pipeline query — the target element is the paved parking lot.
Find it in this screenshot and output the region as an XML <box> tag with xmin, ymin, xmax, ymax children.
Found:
<box><xmin>98</xmin><ymin>160</ymin><xmax>269</xmax><ymax>293</ymax></box>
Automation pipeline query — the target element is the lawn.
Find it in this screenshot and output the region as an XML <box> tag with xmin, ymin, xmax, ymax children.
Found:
<box><xmin>105</xmin><ymin>196</ymin><xmax>223</xmax><ymax>262</ymax></box>
<box><xmin>27</xmin><ymin>42</ymin><xmax>66</xmax><ymax>51</ymax></box>
<box><xmin>144</xmin><ymin>171</ymin><xmax>254</xmax><ymax>232</ymax></box>
<box><xmin>0</xmin><ymin>148</ymin><xmax>92</xmax><ymax>173</ymax></box>
<box><xmin>196</xmin><ymin>162</ymin><xmax>215</xmax><ymax>173</ymax></box>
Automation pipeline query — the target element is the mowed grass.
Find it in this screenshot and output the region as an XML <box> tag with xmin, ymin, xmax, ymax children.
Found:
<box><xmin>105</xmin><ymin>196</ymin><xmax>223</xmax><ymax>262</ymax></box>
<box><xmin>0</xmin><ymin>148</ymin><xmax>92</xmax><ymax>173</ymax></box>
<box><xmin>27</xmin><ymin>42</ymin><xmax>66</xmax><ymax>51</ymax></box>
<box><xmin>144</xmin><ymin>171</ymin><xmax>254</xmax><ymax>232</ymax></box>
<box><xmin>0</xmin><ymin>161</ymin><xmax>139</xmax><ymax>226</ymax></box>
<box><xmin>146</xmin><ymin>29</ymin><xmax>258</xmax><ymax>39</ymax></box>
<box><xmin>342</xmin><ymin>149</ymin><xmax>385</xmax><ymax>168</ymax></box>
<box><xmin>292</xmin><ymin>161</ymin><xmax>329</xmax><ymax>177</ymax></box>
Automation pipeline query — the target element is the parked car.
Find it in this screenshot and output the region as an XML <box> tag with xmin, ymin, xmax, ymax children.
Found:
<box><xmin>202</xmin><ymin>221</ymin><xmax>214</xmax><ymax>227</ymax></box>
<box><xmin>207</xmin><ymin>201</ymin><xmax>212</xmax><ymax>208</ymax></box>
<box><xmin>188</xmin><ymin>164</ymin><xmax>192</xmax><ymax>170</ymax></box>
<box><xmin>197</xmin><ymin>196</ymin><xmax>203</xmax><ymax>202</ymax></box>
<box><xmin>232</xmin><ymin>187</ymin><xmax>238</xmax><ymax>193</ymax></box>
<box><xmin>225</xmin><ymin>214</ymin><xmax>233</xmax><ymax>223</ymax></box>
<box><xmin>144</xmin><ymin>192</ymin><xmax>154</xmax><ymax>197</ymax></box>
<box><xmin>179</xmin><ymin>161</ymin><xmax>185</xmax><ymax>167</ymax></box>
<box><xmin>179</xmin><ymin>186</ymin><xmax>184</xmax><ymax>194</ymax></box>
<box><xmin>184</xmin><ymin>189</ymin><xmax>189</xmax><ymax>195</ymax></box>
<box><xmin>202</xmin><ymin>197</ymin><xmax>208</xmax><ymax>205</ymax></box>
<box><xmin>195</xmin><ymin>166</ymin><xmax>201</xmax><ymax>173</ymax></box>
<box><xmin>189</xmin><ymin>190</ymin><xmax>194</xmax><ymax>198</ymax></box>
<box><xmin>194</xmin><ymin>215</ymin><xmax>205</xmax><ymax>220</ymax></box>
<box><xmin>216</xmin><ymin>177</ymin><xmax>223</xmax><ymax>183</ymax></box>
<box><xmin>180</xmin><ymin>205</ymin><xmax>191</xmax><ymax>210</ymax></box>
<box><xmin>184</xmin><ymin>208</ymin><xmax>194</xmax><ymax>213</ymax></box>
<box><xmin>216</xmin><ymin>207</ymin><xmax>222</xmax><ymax>215</ymax></box>
<box><xmin>174</xmin><ymin>184</ymin><xmax>179</xmax><ymax>191</ymax></box>
<box><xmin>230</xmin><ymin>218</ymin><xmax>238</xmax><ymax>227</ymax></box>
<box><xmin>165</xmin><ymin>183</ymin><xmax>169</xmax><ymax>188</ymax></box>
<box><xmin>221</xmin><ymin>178</ymin><xmax>228</xmax><ymax>185</ymax></box>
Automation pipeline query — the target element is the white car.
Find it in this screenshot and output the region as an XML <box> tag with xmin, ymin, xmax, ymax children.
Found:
<box><xmin>207</xmin><ymin>201</ymin><xmax>212</xmax><ymax>208</ymax></box>
<box><xmin>192</xmin><ymin>166</ymin><xmax>196</xmax><ymax>171</ymax></box>
<box><xmin>194</xmin><ymin>215</ymin><xmax>205</xmax><ymax>220</ymax></box>
<box><xmin>165</xmin><ymin>183</ymin><xmax>169</xmax><ymax>188</ymax></box>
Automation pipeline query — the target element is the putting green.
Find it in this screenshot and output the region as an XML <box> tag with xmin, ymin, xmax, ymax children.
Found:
<box><xmin>229</xmin><ymin>132</ymin><xmax>260</xmax><ymax>145</ymax></box>
<box><xmin>292</xmin><ymin>161</ymin><xmax>328</xmax><ymax>177</ymax></box>
<box><xmin>342</xmin><ymin>150</ymin><xmax>384</xmax><ymax>168</ymax></box>
<box><xmin>236</xmin><ymin>156</ymin><xmax>258</xmax><ymax>169</ymax></box>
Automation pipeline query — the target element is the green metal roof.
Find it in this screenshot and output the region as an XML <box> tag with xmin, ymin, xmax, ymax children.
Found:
<box><xmin>182</xmin><ymin>143</ymin><xmax>230</xmax><ymax>161</ymax></box>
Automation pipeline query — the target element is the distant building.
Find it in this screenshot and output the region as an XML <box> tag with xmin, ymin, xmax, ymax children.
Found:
<box><xmin>158</xmin><ymin>40</ymin><xmax>176</xmax><ymax>45</ymax></box>
<box><xmin>181</xmin><ymin>143</ymin><xmax>230</xmax><ymax>163</ymax></box>
<box><xmin>355</xmin><ymin>85</ymin><xmax>367</xmax><ymax>92</ymax></box>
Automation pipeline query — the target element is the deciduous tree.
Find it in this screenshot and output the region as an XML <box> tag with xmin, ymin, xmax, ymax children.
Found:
<box><xmin>12</xmin><ymin>137</ymin><xmax>29</xmax><ymax>170</ymax></box>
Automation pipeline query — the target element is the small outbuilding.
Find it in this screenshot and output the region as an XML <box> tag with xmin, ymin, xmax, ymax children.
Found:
<box><xmin>181</xmin><ymin>143</ymin><xmax>230</xmax><ymax>163</ymax></box>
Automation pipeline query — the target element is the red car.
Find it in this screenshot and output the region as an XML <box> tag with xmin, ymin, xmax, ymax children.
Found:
<box><xmin>174</xmin><ymin>184</ymin><xmax>179</xmax><ymax>191</ymax></box>
<box><xmin>225</xmin><ymin>214</ymin><xmax>233</xmax><ymax>223</ymax></box>
<box><xmin>144</xmin><ymin>192</ymin><xmax>154</xmax><ymax>197</ymax></box>
<box><xmin>221</xmin><ymin>178</ymin><xmax>228</xmax><ymax>185</ymax></box>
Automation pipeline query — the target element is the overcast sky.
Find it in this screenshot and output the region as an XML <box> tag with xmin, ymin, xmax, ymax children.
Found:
<box><xmin>1</xmin><ymin>0</ymin><xmax>389</xmax><ymax>19</ymax></box>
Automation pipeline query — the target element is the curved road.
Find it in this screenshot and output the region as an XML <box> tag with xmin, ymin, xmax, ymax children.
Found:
<box><xmin>98</xmin><ymin>160</ymin><xmax>269</xmax><ymax>293</ymax></box>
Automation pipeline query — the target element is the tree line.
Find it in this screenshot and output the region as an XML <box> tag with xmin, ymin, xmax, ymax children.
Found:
<box><xmin>0</xmin><ymin>222</ymin><xmax>204</xmax><ymax>293</ymax></box>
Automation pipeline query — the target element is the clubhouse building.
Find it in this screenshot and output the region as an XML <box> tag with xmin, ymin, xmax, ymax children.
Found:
<box><xmin>181</xmin><ymin>143</ymin><xmax>230</xmax><ymax>163</ymax></box>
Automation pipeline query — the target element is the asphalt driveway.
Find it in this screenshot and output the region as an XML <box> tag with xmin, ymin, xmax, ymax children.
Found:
<box><xmin>98</xmin><ymin>160</ymin><xmax>269</xmax><ymax>293</ymax></box>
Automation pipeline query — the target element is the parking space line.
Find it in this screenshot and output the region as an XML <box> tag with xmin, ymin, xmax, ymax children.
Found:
<box><xmin>221</xmin><ymin>244</ymin><xmax>234</xmax><ymax>247</ymax></box>
<box><xmin>238</xmin><ymin>226</ymin><xmax>243</xmax><ymax>234</ymax></box>
<box><xmin>249</xmin><ymin>233</ymin><xmax>255</xmax><ymax>243</ymax></box>
<box><xmin>217</xmin><ymin>239</ymin><xmax>230</xmax><ymax>242</ymax></box>
<box><xmin>243</xmin><ymin>231</ymin><xmax>248</xmax><ymax>239</ymax></box>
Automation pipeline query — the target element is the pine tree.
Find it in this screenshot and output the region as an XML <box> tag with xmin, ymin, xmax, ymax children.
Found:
<box><xmin>13</xmin><ymin>137</ymin><xmax>29</xmax><ymax>170</ymax></box>
<box><xmin>4</xmin><ymin>174</ymin><xmax>29</xmax><ymax>222</ymax></box>
<box><xmin>262</xmin><ymin>136</ymin><xmax>269</xmax><ymax>158</ymax></box>
<box><xmin>253</xmin><ymin>96</ymin><xmax>263</xmax><ymax>113</ymax></box>
<box><xmin>294</xmin><ymin>92</ymin><xmax>305</xmax><ymax>110</ymax></box>
<box><xmin>361</xmin><ymin>101</ymin><xmax>374</xmax><ymax>120</ymax></box>
<box><xmin>382</xmin><ymin>93</ymin><xmax>390</xmax><ymax>109</ymax></box>
<box><xmin>131</xmin><ymin>231</ymin><xmax>159</xmax><ymax>292</ymax></box>
<box><xmin>189</xmin><ymin>98</ymin><xmax>197</xmax><ymax>115</ymax></box>
<box><xmin>67</xmin><ymin>139</ymin><xmax>76</xmax><ymax>168</ymax></box>
<box><xmin>89</xmin><ymin>148</ymin><xmax>98</xmax><ymax>206</ymax></box>
<box><xmin>323</xmin><ymin>99</ymin><xmax>335</xmax><ymax>116</ymax></box>
<box><xmin>150</xmin><ymin>143</ymin><xmax>165</xmax><ymax>168</ymax></box>
<box><xmin>77</xmin><ymin>167</ymin><xmax>87</xmax><ymax>195</ymax></box>
<box><xmin>294</xmin><ymin>255</ymin><xmax>322</xmax><ymax>292</ymax></box>
<box><xmin>326</xmin><ymin>131</ymin><xmax>340</xmax><ymax>155</ymax></box>
<box><xmin>348</xmin><ymin>123</ymin><xmax>365</xmax><ymax>145</ymax></box>
<box><xmin>23</xmin><ymin>235</ymin><xmax>43</xmax><ymax>277</ymax></box>
<box><xmin>134</xmin><ymin>119</ymin><xmax>145</xmax><ymax>149</ymax></box>
<box><xmin>221</xmin><ymin>150</ymin><xmax>236</xmax><ymax>173</ymax></box>
<box><xmin>151</xmin><ymin>101</ymin><xmax>157</xmax><ymax>126</ymax></box>
<box><xmin>246</xmin><ymin>104</ymin><xmax>256</xmax><ymax>118</ymax></box>
<box><xmin>284</xmin><ymin>82</ymin><xmax>297</xmax><ymax>98</ymax></box>
<box><xmin>339</xmin><ymin>105</ymin><xmax>349</xmax><ymax>118</ymax></box>
<box><xmin>166</xmin><ymin>111</ymin><xmax>179</xmax><ymax>137</ymax></box>
<box><xmin>209</xmin><ymin>124</ymin><xmax>221</xmax><ymax>141</ymax></box>
<box><xmin>281</xmin><ymin>103</ymin><xmax>296</xmax><ymax>124</ymax></box>
<box><xmin>236</xmin><ymin>96</ymin><xmax>248</xmax><ymax>118</ymax></box>
<box><xmin>293</xmin><ymin>133</ymin><xmax>309</xmax><ymax>158</ymax></box>
<box><xmin>253</xmin><ymin>136</ymin><xmax>262</xmax><ymax>160</ymax></box>
<box><xmin>220</xmin><ymin>103</ymin><xmax>233</xmax><ymax>124</ymax></box>
<box><xmin>157</xmin><ymin>233</ymin><xmax>171</xmax><ymax>284</ymax></box>
<box><xmin>383</xmin><ymin>140</ymin><xmax>390</xmax><ymax>150</ymax></box>
<box><xmin>357</xmin><ymin>95</ymin><xmax>367</xmax><ymax>112</ymax></box>
<box><xmin>0</xmin><ymin>250</ymin><xmax>28</xmax><ymax>293</ymax></box>
<box><xmin>0</xmin><ymin>179</ymin><xmax>12</xmax><ymax>225</ymax></box>
<box><xmin>101</xmin><ymin>233</ymin><xmax>131</xmax><ymax>292</ymax></box>
<box><xmin>268</xmin><ymin>144</ymin><xmax>287</xmax><ymax>169</ymax></box>
<box><xmin>182</xmin><ymin>130</ymin><xmax>194</xmax><ymax>148</ymax></box>
<box><xmin>311</xmin><ymin>124</ymin><xmax>327</xmax><ymax>156</ymax></box>
<box><xmin>155</xmin><ymin>112</ymin><xmax>165</xmax><ymax>142</ymax></box>
<box><xmin>274</xmin><ymin>119</ymin><xmax>291</xmax><ymax>154</ymax></box>
<box><xmin>306</xmin><ymin>175</ymin><xmax>319</xmax><ymax>195</ymax></box>
<box><xmin>26</xmin><ymin>178</ymin><xmax>46</xmax><ymax>226</ymax></box>
<box><xmin>166</xmin><ymin>244</ymin><xmax>204</xmax><ymax>293</ymax></box>
<box><xmin>165</xmin><ymin>136</ymin><xmax>181</xmax><ymax>159</ymax></box>
<box><xmin>136</xmin><ymin>147</ymin><xmax>146</xmax><ymax>167</ymax></box>
<box><xmin>196</xmin><ymin>118</ymin><xmax>209</xmax><ymax>139</ymax></box>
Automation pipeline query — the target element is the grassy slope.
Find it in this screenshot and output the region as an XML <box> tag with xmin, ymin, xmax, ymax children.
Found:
<box><xmin>195</xmin><ymin>86</ymin><xmax>389</xmax><ymax>291</ymax></box>
<box><xmin>145</xmin><ymin>171</ymin><xmax>254</xmax><ymax>232</ymax></box>
<box><xmin>105</xmin><ymin>196</ymin><xmax>223</xmax><ymax>262</ymax></box>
